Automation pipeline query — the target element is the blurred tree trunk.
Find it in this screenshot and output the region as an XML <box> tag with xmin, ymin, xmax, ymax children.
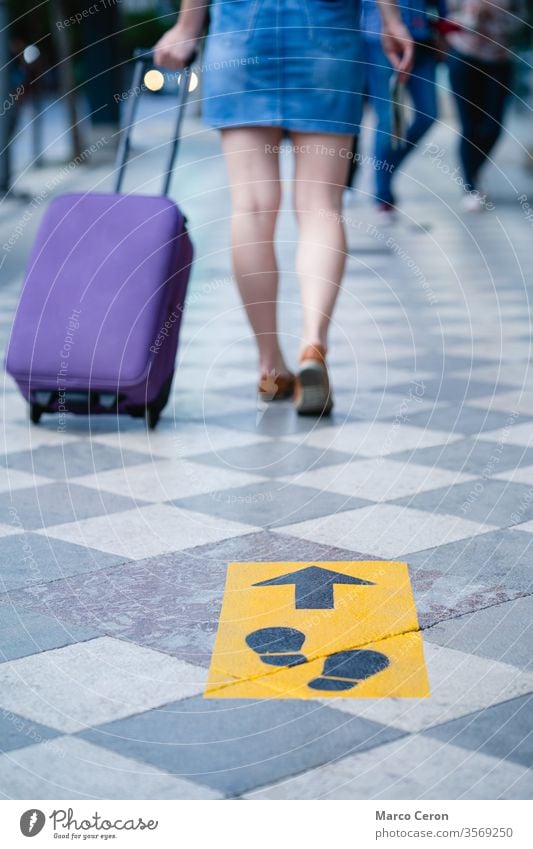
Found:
<box><xmin>0</xmin><ymin>0</ymin><xmax>10</xmax><ymax>191</ymax></box>
<box><xmin>82</xmin><ymin>0</ymin><xmax>122</xmax><ymax>138</ymax></box>
<box><xmin>49</xmin><ymin>0</ymin><xmax>83</xmax><ymax>159</ymax></box>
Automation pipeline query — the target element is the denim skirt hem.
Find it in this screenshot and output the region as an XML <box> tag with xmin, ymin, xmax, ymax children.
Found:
<box><xmin>202</xmin><ymin>116</ymin><xmax>361</xmax><ymax>135</ymax></box>
<box><xmin>202</xmin><ymin>0</ymin><xmax>363</xmax><ymax>136</ymax></box>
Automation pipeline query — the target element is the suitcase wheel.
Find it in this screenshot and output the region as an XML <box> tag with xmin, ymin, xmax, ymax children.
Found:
<box><xmin>30</xmin><ymin>403</ymin><xmax>43</xmax><ymax>425</ymax></box>
<box><xmin>146</xmin><ymin>405</ymin><xmax>160</xmax><ymax>430</ymax></box>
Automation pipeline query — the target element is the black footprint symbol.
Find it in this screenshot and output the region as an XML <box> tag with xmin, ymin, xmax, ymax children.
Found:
<box><xmin>307</xmin><ymin>648</ymin><xmax>390</xmax><ymax>691</ymax></box>
<box><xmin>246</xmin><ymin>627</ymin><xmax>389</xmax><ymax>691</ymax></box>
<box><xmin>245</xmin><ymin>627</ymin><xmax>307</xmax><ymax>667</ymax></box>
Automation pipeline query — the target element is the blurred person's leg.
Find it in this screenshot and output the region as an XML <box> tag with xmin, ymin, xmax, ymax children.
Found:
<box><xmin>396</xmin><ymin>46</ymin><xmax>438</xmax><ymax>163</ymax></box>
<box><xmin>221</xmin><ymin>126</ymin><xmax>289</xmax><ymax>378</ymax></box>
<box><xmin>364</xmin><ymin>39</ymin><xmax>395</xmax><ymax>205</ymax></box>
<box><xmin>376</xmin><ymin>45</ymin><xmax>439</xmax><ymax>206</ymax></box>
<box><xmin>290</xmin><ymin>132</ymin><xmax>351</xmax><ymax>353</ymax></box>
<box><xmin>448</xmin><ymin>49</ymin><xmax>486</xmax><ymax>192</ymax></box>
<box><xmin>472</xmin><ymin>58</ymin><xmax>513</xmax><ymax>184</ymax></box>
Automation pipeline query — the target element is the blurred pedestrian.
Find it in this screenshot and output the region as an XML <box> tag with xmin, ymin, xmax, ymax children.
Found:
<box><xmin>446</xmin><ymin>0</ymin><xmax>525</xmax><ymax>211</ymax></box>
<box><xmin>155</xmin><ymin>0</ymin><xmax>413</xmax><ymax>416</ymax></box>
<box><xmin>361</xmin><ymin>0</ymin><xmax>448</xmax><ymax>219</ymax></box>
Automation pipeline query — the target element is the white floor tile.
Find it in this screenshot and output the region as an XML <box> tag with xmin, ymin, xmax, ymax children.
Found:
<box><xmin>72</xmin><ymin>459</ymin><xmax>267</xmax><ymax>502</ymax></box>
<box><xmin>286</xmin><ymin>421</ymin><xmax>460</xmax><ymax>457</ymax></box>
<box><xmin>0</xmin><ymin>523</ymin><xmax>20</xmax><ymax>540</ymax></box>
<box><xmin>276</xmin><ymin>504</ymin><xmax>493</xmax><ymax>558</ymax></box>
<box><xmin>493</xmin><ymin>465</ymin><xmax>533</xmax><ymax>485</ymax></box>
<box><xmin>0</xmin><ymin>637</ymin><xmax>207</xmax><ymax>733</ymax></box>
<box><xmin>469</xmin><ymin>393</ymin><xmax>533</xmax><ymax>415</ymax></box>
<box><xmin>479</xmin><ymin>421</ymin><xmax>533</xmax><ymax>448</ymax></box>
<box><xmin>0</xmin><ymin>737</ymin><xmax>220</xmax><ymax>799</ymax></box>
<box><xmin>38</xmin><ymin>504</ymin><xmax>258</xmax><ymax>559</ymax></box>
<box><xmin>91</xmin><ymin>423</ymin><xmax>270</xmax><ymax>458</ymax></box>
<box><xmin>282</xmin><ymin>458</ymin><xmax>475</xmax><ymax>502</ymax></box>
<box><xmin>1</xmin><ymin>425</ymin><xmax>79</xmax><ymax>452</ymax></box>
<box><xmin>317</xmin><ymin>643</ymin><xmax>533</xmax><ymax>732</ymax></box>
<box><xmin>0</xmin><ymin>469</ymin><xmax>54</xmax><ymax>494</ymax></box>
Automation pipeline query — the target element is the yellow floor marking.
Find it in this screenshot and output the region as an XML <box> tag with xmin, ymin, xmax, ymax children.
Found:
<box><xmin>205</xmin><ymin>561</ymin><xmax>430</xmax><ymax>699</ymax></box>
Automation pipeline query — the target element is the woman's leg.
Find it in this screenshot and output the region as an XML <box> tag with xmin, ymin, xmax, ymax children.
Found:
<box><xmin>220</xmin><ymin>126</ymin><xmax>289</xmax><ymax>376</ymax></box>
<box><xmin>290</xmin><ymin>131</ymin><xmax>352</xmax><ymax>353</ymax></box>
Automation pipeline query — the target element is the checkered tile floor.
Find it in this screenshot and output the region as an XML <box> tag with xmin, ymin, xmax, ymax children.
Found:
<box><xmin>0</xmin><ymin>113</ymin><xmax>532</xmax><ymax>799</ymax></box>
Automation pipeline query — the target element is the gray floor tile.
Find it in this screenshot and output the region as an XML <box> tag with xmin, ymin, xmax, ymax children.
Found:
<box><xmin>0</xmin><ymin>483</ymin><xmax>148</xmax><ymax>531</ymax></box>
<box><xmin>424</xmin><ymin>595</ymin><xmax>533</xmax><ymax>670</ymax></box>
<box><xmin>0</xmin><ymin>532</ymin><xmax>129</xmax><ymax>592</ymax></box>
<box><xmin>426</xmin><ymin>694</ymin><xmax>533</xmax><ymax>769</ymax></box>
<box><xmin>390</xmin><ymin>438</ymin><xmax>533</xmax><ymax>475</ymax></box>
<box><xmin>344</xmin><ymin>391</ymin><xmax>437</xmax><ymax>421</ymax></box>
<box><xmin>392</xmin><ymin>355</ymin><xmax>496</xmax><ymax>373</ymax></box>
<box><xmin>1</xmin><ymin>441</ymin><xmax>156</xmax><ymax>480</ymax></box>
<box><xmin>408</xmin><ymin>528</ymin><xmax>533</xmax><ymax>599</ymax></box>
<box><xmin>171</xmin><ymin>481</ymin><xmax>372</xmax><ymax>528</ymax></box>
<box><xmin>206</xmin><ymin>407</ymin><xmax>359</xmax><ymax>436</ymax></box>
<box><xmin>190</xmin><ymin>441</ymin><xmax>353</xmax><ymax>478</ymax></box>
<box><xmin>387</xmin><ymin>378</ymin><xmax>513</xmax><ymax>402</ymax></box>
<box><xmin>80</xmin><ymin>696</ymin><xmax>404</xmax><ymax>796</ymax></box>
<box><xmin>0</xmin><ymin>708</ymin><xmax>59</xmax><ymax>754</ymax></box>
<box><xmin>245</xmin><ymin>735</ymin><xmax>533</xmax><ymax>800</ymax></box>
<box><xmin>394</xmin><ymin>479</ymin><xmax>533</xmax><ymax>528</ymax></box>
<box><xmin>4</xmin><ymin>531</ymin><xmax>375</xmax><ymax>667</ymax></box>
<box><xmin>404</xmin><ymin>405</ymin><xmax>527</xmax><ymax>436</ymax></box>
<box><xmin>0</xmin><ymin>603</ymin><xmax>99</xmax><ymax>662</ymax></box>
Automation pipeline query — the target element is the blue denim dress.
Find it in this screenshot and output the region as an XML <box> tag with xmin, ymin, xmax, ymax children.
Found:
<box><xmin>202</xmin><ymin>0</ymin><xmax>364</xmax><ymax>134</ymax></box>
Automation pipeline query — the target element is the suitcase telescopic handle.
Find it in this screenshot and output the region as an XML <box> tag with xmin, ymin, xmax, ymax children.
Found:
<box><xmin>114</xmin><ymin>49</ymin><xmax>194</xmax><ymax>196</ymax></box>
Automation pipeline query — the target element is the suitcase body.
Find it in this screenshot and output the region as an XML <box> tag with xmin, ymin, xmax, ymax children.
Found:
<box><xmin>5</xmin><ymin>54</ymin><xmax>193</xmax><ymax>428</ymax></box>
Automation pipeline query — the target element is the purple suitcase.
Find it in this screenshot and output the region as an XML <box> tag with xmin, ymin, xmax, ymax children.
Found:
<box><xmin>6</xmin><ymin>54</ymin><xmax>193</xmax><ymax>429</ymax></box>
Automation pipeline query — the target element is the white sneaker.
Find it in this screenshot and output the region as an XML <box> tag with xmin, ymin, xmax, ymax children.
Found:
<box><xmin>461</xmin><ymin>191</ymin><xmax>486</xmax><ymax>213</ymax></box>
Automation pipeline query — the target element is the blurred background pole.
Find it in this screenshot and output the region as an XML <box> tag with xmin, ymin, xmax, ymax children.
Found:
<box><xmin>0</xmin><ymin>0</ymin><xmax>11</xmax><ymax>192</ymax></box>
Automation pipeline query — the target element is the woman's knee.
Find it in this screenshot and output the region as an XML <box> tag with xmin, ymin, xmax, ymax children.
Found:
<box><xmin>231</xmin><ymin>182</ymin><xmax>281</xmax><ymax>220</ymax></box>
<box><xmin>294</xmin><ymin>181</ymin><xmax>344</xmax><ymax>217</ymax></box>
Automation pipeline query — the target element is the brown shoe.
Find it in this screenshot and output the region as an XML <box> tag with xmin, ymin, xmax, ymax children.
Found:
<box><xmin>258</xmin><ymin>370</ymin><xmax>296</xmax><ymax>402</ymax></box>
<box><xmin>294</xmin><ymin>344</ymin><xmax>333</xmax><ymax>416</ymax></box>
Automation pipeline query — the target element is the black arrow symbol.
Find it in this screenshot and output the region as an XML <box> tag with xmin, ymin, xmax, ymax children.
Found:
<box><xmin>253</xmin><ymin>565</ymin><xmax>374</xmax><ymax>610</ymax></box>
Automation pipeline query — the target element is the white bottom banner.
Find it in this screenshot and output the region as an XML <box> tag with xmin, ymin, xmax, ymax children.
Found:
<box><xmin>1</xmin><ymin>800</ymin><xmax>531</xmax><ymax>848</ymax></box>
